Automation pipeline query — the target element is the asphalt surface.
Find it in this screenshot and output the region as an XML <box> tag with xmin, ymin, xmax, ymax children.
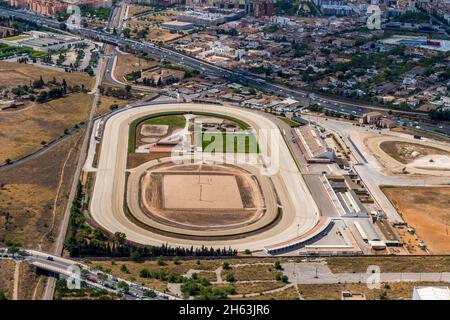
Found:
<box><xmin>314</xmin><ymin>117</ymin><xmax>450</xmax><ymax>222</ymax></box>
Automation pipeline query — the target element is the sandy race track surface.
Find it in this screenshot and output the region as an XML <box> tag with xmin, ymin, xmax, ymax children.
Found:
<box><xmin>88</xmin><ymin>103</ymin><xmax>320</xmax><ymax>251</ymax></box>
<box><xmin>136</xmin><ymin>161</ymin><xmax>268</xmax><ymax>233</ymax></box>
<box><xmin>163</xmin><ymin>174</ymin><xmax>243</xmax><ymax>209</ymax></box>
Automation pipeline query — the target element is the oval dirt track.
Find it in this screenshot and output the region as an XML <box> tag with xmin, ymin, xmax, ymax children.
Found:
<box><xmin>89</xmin><ymin>103</ymin><xmax>320</xmax><ymax>251</ymax></box>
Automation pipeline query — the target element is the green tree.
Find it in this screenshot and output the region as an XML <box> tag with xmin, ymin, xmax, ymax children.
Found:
<box><xmin>172</xmin><ymin>256</ymin><xmax>180</xmax><ymax>265</ymax></box>
<box><xmin>143</xmin><ymin>289</ymin><xmax>157</xmax><ymax>298</ymax></box>
<box><xmin>225</xmin><ymin>272</ymin><xmax>235</xmax><ymax>283</ymax></box>
<box><xmin>275</xmin><ymin>273</ymin><xmax>289</xmax><ymax>283</ymax></box>
<box><xmin>98</xmin><ymin>273</ymin><xmax>108</xmax><ymax>282</ymax></box>
<box><xmin>222</xmin><ymin>261</ymin><xmax>231</xmax><ymax>270</ymax></box>
<box><xmin>130</xmin><ymin>250</ymin><xmax>141</xmax><ymax>262</ymax></box>
<box><xmin>120</xmin><ymin>264</ymin><xmax>129</xmax><ymax>273</ymax></box>
<box><xmin>274</xmin><ymin>260</ymin><xmax>283</xmax><ymax>271</ymax></box>
<box><xmin>114</xmin><ymin>232</ymin><xmax>126</xmax><ymax>245</ymax></box>
<box><xmin>117</xmin><ymin>281</ymin><xmax>129</xmax><ymax>292</ymax></box>
<box><xmin>140</xmin><ymin>268</ymin><xmax>151</xmax><ymax>278</ymax></box>
<box><xmin>157</xmin><ymin>255</ymin><xmax>165</xmax><ymax>266</ymax></box>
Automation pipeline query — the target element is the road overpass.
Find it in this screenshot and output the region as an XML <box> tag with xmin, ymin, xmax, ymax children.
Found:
<box><xmin>1</xmin><ymin>248</ymin><xmax>178</xmax><ymax>300</ymax></box>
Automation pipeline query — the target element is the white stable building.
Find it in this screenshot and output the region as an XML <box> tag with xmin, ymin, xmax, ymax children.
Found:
<box><xmin>295</xmin><ymin>126</ymin><xmax>334</xmax><ymax>163</ymax></box>
<box><xmin>412</xmin><ymin>287</ymin><xmax>450</xmax><ymax>300</ymax></box>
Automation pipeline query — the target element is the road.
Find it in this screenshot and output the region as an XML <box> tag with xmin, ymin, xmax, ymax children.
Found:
<box><xmin>282</xmin><ymin>262</ymin><xmax>450</xmax><ymax>285</ymax></box>
<box><xmin>88</xmin><ymin>102</ymin><xmax>320</xmax><ymax>251</ymax></box>
<box><xmin>314</xmin><ymin>117</ymin><xmax>450</xmax><ymax>222</ymax></box>
<box><xmin>3</xmin><ymin>248</ymin><xmax>450</xmax><ymax>296</ymax></box>
<box><xmin>1</xmin><ymin>248</ymin><xmax>177</xmax><ymax>300</ymax></box>
<box><xmin>41</xmin><ymin>45</ymin><xmax>109</xmax><ymax>301</ymax></box>
<box><xmin>1</xmin><ymin>7</ymin><xmax>449</xmax><ymax>139</ymax></box>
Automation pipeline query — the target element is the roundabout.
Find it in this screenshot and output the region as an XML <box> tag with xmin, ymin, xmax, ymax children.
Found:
<box><xmin>87</xmin><ymin>103</ymin><xmax>320</xmax><ymax>251</ymax></box>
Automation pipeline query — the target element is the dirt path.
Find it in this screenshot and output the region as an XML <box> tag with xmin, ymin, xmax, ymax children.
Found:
<box><xmin>39</xmin><ymin>134</ymin><xmax>81</xmax><ymax>247</ymax></box>
<box><xmin>0</xmin><ymin>102</ymin><xmax>36</xmax><ymax>114</ymax></box>
<box><xmin>31</xmin><ymin>277</ymin><xmax>43</xmax><ymax>300</ymax></box>
<box><xmin>229</xmin><ymin>284</ymin><xmax>294</xmax><ymax>298</ymax></box>
<box><xmin>167</xmin><ymin>283</ymin><xmax>181</xmax><ymax>297</ymax></box>
<box><xmin>13</xmin><ymin>261</ymin><xmax>21</xmax><ymax>300</ymax></box>
<box><xmin>215</xmin><ymin>266</ymin><xmax>223</xmax><ymax>284</ymax></box>
<box><xmin>294</xmin><ymin>284</ymin><xmax>304</xmax><ymax>300</ymax></box>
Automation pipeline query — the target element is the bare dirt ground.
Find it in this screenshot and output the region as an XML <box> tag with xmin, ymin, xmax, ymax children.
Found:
<box><xmin>382</xmin><ymin>186</ymin><xmax>450</xmax><ymax>254</ymax></box>
<box><xmin>365</xmin><ymin>135</ymin><xmax>450</xmax><ymax>176</ymax></box>
<box><xmin>0</xmin><ymin>260</ymin><xmax>42</xmax><ymax>300</ymax></box>
<box><xmin>135</xmin><ymin>115</ymin><xmax>185</xmax><ymax>149</ymax></box>
<box><xmin>146</xmin><ymin>28</ymin><xmax>181</xmax><ymax>43</ymax></box>
<box><xmin>140</xmin><ymin>163</ymin><xmax>265</xmax><ymax>230</ymax></box>
<box><xmin>127</xmin><ymin>152</ymin><xmax>172</xmax><ymax>169</ymax></box>
<box><xmin>0</xmin><ymin>133</ymin><xmax>82</xmax><ymax>251</ymax></box>
<box><xmin>379</xmin><ymin>140</ymin><xmax>450</xmax><ymax>164</ymax></box>
<box><xmin>0</xmin><ymin>93</ymin><xmax>92</xmax><ymax>161</ymax></box>
<box><xmin>163</xmin><ymin>174</ymin><xmax>244</xmax><ymax>209</ymax></box>
<box><xmin>114</xmin><ymin>54</ymin><xmax>158</xmax><ymax>83</ymax></box>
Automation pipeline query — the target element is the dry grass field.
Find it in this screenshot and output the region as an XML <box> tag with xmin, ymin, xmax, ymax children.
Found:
<box><xmin>128</xmin><ymin>5</ymin><xmax>152</xmax><ymax>17</ymax></box>
<box><xmin>0</xmin><ymin>260</ymin><xmax>42</xmax><ymax>300</ymax></box>
<box><xmin>146</xmin><ymin>28</ymin><xmax>181</xmax><ymax>43</ymax></box>
<box><xmin>326</xmin><ymin>255</ymin><xmax>450</xmax><ymax>273</ymax></box>
<box><xmin>0</xmin><ymin>61</ymin><xmax>95</xmax><ymax>90</ymax></box>
<box><xmin>0</xmin><ymin>63</ymin><xmax>94</xmax><ymax>163</ymax></box>
<box><xmin>91</xmin><ymin>259</ymin><xmax>222</xmax><ymax>275</ymax></box>
<box><xmin>226</xmin><ymin>282</ymin><xmax>286</xmax><ymax>296</ymax></box>
<box><xmin>223</xmin><ymin>265</ymin><xmax>277</xmax><ymax>282</ymax></box>
<box><xmin>0</xmin><ymin>133</ymin><xmax>82</xmax><ymax>251</ymax></box>
<box><xmin>297</xmin><ymin>282</ymin><xmax>450</xmax><ymax>300</ymax></box>
<box><xmin>235</xmin><ymin>285</ymin><xmax>300</xmax><ymax>300</ymax></box>
<box><xmin>0</xmin><ymin>93</ymin><xmax>92</xmax><ymax>161</ymax></box>
<box><xmin>96</xmin><ymin>95</ymin><xmax>130</xmax><ymax>116</ymax></box>
<box><xmin>382</xmin><ymin>186</ymin><xmax>450</xmax><ymax>254</ymax></box>
<box><xmin>114</xmin><ymin>54</ymin><xmax>158</xmax><ymax>83</ymax></box>
<box><xmin>0</xmin><ymin>260</ymin><xmax>15</xmax><ymax>299</ymax></box>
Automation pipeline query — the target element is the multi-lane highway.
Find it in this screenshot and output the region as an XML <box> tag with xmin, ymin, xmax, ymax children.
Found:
<box><xmin>1</xmin><ymin>7</ymin><xmax>449</xmax><ymax>138</ymax></box>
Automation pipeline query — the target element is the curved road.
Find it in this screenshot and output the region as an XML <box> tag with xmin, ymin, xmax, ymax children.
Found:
<box><xmin>89</xmin><ymin>103</ymin><xmax>320</xmax><ymax>251</ymax></box>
